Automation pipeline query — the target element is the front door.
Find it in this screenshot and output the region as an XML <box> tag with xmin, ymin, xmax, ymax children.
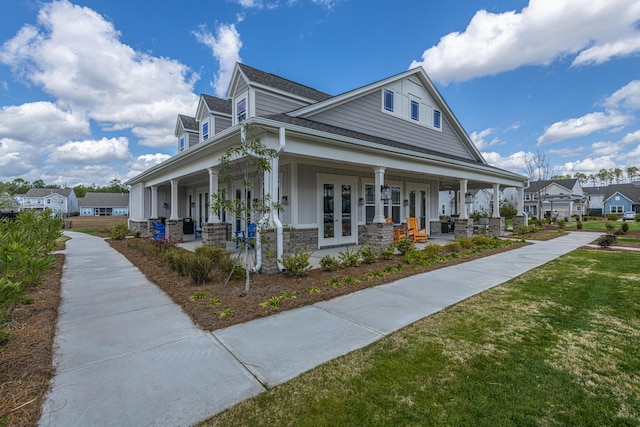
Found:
<box><xmin>319</xmin><ymin>176</ymin><xmax>357</xmax><ymax>247</ymax></box>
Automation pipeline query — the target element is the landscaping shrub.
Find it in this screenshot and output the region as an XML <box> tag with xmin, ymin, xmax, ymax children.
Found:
<box><xmin>621</xmin><ymin>222</ymin><xmax>629</xmax><ymax>233</ymax></box>
<box><xmin>185</xmin><ymin>255</ymin><xmax>214</xmax><ymax>285</ymax></box>
<box><xmin>165</xmin><ymin>250</ymin><xmax>191</xmax><ymax>277</ymax></box>
<box><xmin>338</xmin><ymin>247</ymin><xmax>361</xmax><ymax>267</ymax></box>
<box><xmin>605</xmin><ymin>222</ymin><xmax>615</xmax><ymax>231</ymax></box>
<box><xmin>280</xmin><ymin>251</ymin><xmax>312</xmax><ymax>277</ymax></box>
<box><xmin>598</xmin><ymin>234</ymin><xmax>617</xmax><ymax>247</ymax></box>
<box><xmin>576</xmin><ymin>220</ymin><xmax>583</xmax><ymax>230</ymax></box>
<box><xmin>359</xmin><ymin>244</ymin><xmax>379</xmax><ymax>264</ymax></box>
<box><xmin>455</xmin><ymin>237</ymin><xmax>474</xmax><ymax>250</ymax></box>
<box><xmin>109</xmin><ymin>222</ymin><xmax>129</xmax><ymax>240</ymax></box>
<box><xmin>557</xmin><ymin>219</ymin><xmax>566</xmax><ymax>229</ymax></box>
<box><xmin>516</xmin><ymin>224</ymin><xmax>541</xmax><ymax>235</ymax></box>
<box><xmin>394</xmin><ymin>238</ymin><xmax>416</xmax><ymax>255</ymax></box>
<box><xmin>195</xmin><ymin>245</ymin><xmax>234</xmax><ymax>274</ymax></box>
<box><xmin>379</xmin><ymin>245</ymin><xmax>395</xmax><ymax>260</ymax></box>
<box><xmin>636</xmin><ymin>214</ymin><xmax>640</xmax><ymax>222</ymax></box>
<box><xmin>606</xmin><ymin>213</ymin><xmax>619</xmax><ymax>221</ymax></box>
<box><xmin>0</xmin><ymin>278</ymin><xmax>25</xmax><ymax>323</ymax></box>
<box><xmin>319</xmin><ymin>254</ymin><xmax>340</xmax><ymax>271</ymax></box>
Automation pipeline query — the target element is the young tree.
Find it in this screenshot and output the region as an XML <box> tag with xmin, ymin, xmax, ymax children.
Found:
<box><xmin>210</xmin><ymin>124</ymin><xmax>282</xmax><ymax>296</ymax></box>
<box><xmin>522</xmin><ymin>150</ymin><xmax>551</xmax><ymax>218</ymax></box>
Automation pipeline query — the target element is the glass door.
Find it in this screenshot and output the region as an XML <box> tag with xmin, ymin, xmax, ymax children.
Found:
<box><xmin>319</xmin><ymin>177</ymin><xmax>356</xmax><ymax>247</ymax></box>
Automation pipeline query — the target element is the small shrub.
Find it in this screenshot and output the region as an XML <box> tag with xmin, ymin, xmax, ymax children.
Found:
<box><xmin>165</xmin><ymin>250</ymin><xmax>191</xmax><ymax>277</ymax></box>
<box><xmin>195</xmin><ymin>245</ymin><xmax>234</xmax><ymax>274</ymax></box>
<box><xmin>598</xmin><ymin>234</ymin><xmax>617</xmax><ymax>247</ymax></box>
<box><xmin>614</xmin><ymin>229</ymin><xmax>625</xmax><ymax>236</ymax></box>
<box><xmin>231</xmin><ymin>265</ymin><xmax>245</xmax><ymax>280</ymax></box>
<box><xmin>280</xmin><ymin>291</ymin><xmax>296</xmax><ymax>299</ymax></box>
<box><xmin>576</xmin><ymin>220</ymin><xmax>583</xmax><ymax>230</ymax></box>
<box><xmin>606</xmin><ymin>213</ymin><xmax>619</xmax><ymax>221</ymax></box>
<box><xmin>383</xmin><ymin>265</ymin><xmax>397</xmax><ymax>274</ymax></box>
<box><xmin>343</xmin><ymin>276</ymin><xmax>360</xmax><ymax>285</ymax></box>
<box><xmin>218</xmin><ymin>308</ymin><xmax>234</xmax><ymax>318</ymax></box>
<box><xmin>636</xmin><ymin>214</ymin><xmax>640</xmax><ymax>222</ymax></box>
<box><xmin>621</xmin><ymin>222</ymin><xmax>629</xmax><ymax>233</ymax></box>
<box><xmin>109</xmin><ymin>223</ymin><xmax>129</xmax><ymax>240</ymax></box>
<box><xmin>455</xmin><ymin>237</ymin><xmax>474</xmax><ymax>250</ymax></box>
<box><xmin>189</xmin><ymin>291</ymin><xmax>208</xmax><ymax>301</ymax></box>
<box><xmin>327</xmin><ymin>277</ymin><xmax>342</xmax><ymax>289</ymax></box>
<box><xmin>370</xmin><ymin>270</ymin><xmax>384</xmax><ymax>278</ymax></box>
<box><xmin>280</xmin><ymin>251</ymin><xmax>312</xmax><ymax>277</ymax></box>
<box><xmin>445</xmin><ymin>241</ymin><xmax>463</xmax><ymax>254</ymax></box>
<box><xmin>557</xmin><ymin>219</ymin><xmax>566</xmax><ymax>229</ymax></box>
<box><xmin>319</xmin><ymin>254</ymin><xmax>340</xmax><ymax>271</ymax></box>
<box><xmin>394</xmin><ymin>239</ymin><xmax>416</xmax><ymax>255</ymax></box>
<box><xmin>185</xmin><ymin>255</ymin><xmax>214</xmax><ymax>285</ymax></box>
<box><xmin>259</xmin><ymin>296</ymin><xmax>282</xmax><ymax>310</ymax></box>
<box><xmin>208</xmin><ymin>298</ymin><xmax>221</xmax><ymax>306</ymax></box>
<box><xmin>379</xmin><ymin>245</ymin><xmax>395</xmax><ymax>260</ymax></box>
<box><xmin>306</xmin><ymin>286</ymin><xmax>320</xmax><ymax>294</ymax></box>
<box><xmin>605</xmin><ymin>222</ymin><xmax>615</xmax><ymax>231</ymax></box>
<box><xmin>359</xmin><ymin>244</ymin><xmax>379</xmax><ymax>264</ymax></box>
<box><xmin>0</xmin><ymin>278</ymin><xmax>25</xmax><ymax>321</ymax></box>
<box><xmin>338</xmin><ymin>247</ymin><xmax>361</xmax><ymax>267</ymax></box>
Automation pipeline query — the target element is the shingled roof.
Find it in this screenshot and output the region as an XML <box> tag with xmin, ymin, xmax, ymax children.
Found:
<box><xmin>526</xmin><ymin>179</ymin><xmax>577</xmax><ymax>193</ymax></box>
<box><xmin>238</xmin><ymin>63</ymin><xmax>332</xmax><ymax>102</ymax></box>
<box><xmin>24</xmin><ymin>188</ymin><xmax>73</xmax><ymax>197</ymax></box>
<box><xmin>79</xmin><ymin>192</ymin><xmax>129</xmax><ymax>207</ymax></box>
<box><xmin>604</xmin><ymin>183</ymin><xmax>640</xmax><ymax>202</ymax></box>
<box><xmin>202</xmin><ymin>94</ymin><xmax>232</xmax><ymax>114</ymax></box>
<box><xmin>177</xmin><ymin>114</ymin><xmax>198</xmax><ymax>131</ymax></box>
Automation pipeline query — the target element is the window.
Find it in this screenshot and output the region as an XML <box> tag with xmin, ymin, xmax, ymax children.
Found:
<box><xmin>237</xmin><ymin>98</ymin><xmax>246</xmax><ymax>123</ymax></box>
<box><xmin>179</xmin><ymin>137</ymin><xmax>185</xmax><ymax>152</ymax></box>
<box><xmin>384</xmin><ymin>89</ymin><xmax>394</xmax><ymax>112</ymax></box>
<box><xmin>433</xmin><ymin>110</ymin><xmax>441</xmax><ymax>129</ymax></box>
<box><xmin>365</xmin><ymin>184</ymin><xmax>376</xmax><ymax>222</ymax></box>
<box><xmin>202</xmin><ymin>121</ymin><xmax>209</xmax><ymax>140</ymax></box>
<box><xmin>410</xmin><ymin>100</ymin><xmax>419</xmax><ymax>121</ymax></box>
<box><xmin>384</xmin><ymin>185</ymin><xmax>401</xmax><ymax>223</ymax></box>
<box><xmin>610</xmin><ymin>205</ymin><xmax>624</xmax><ymax>214</ymax></box>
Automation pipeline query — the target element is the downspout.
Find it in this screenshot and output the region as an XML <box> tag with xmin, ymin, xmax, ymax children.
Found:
<box><xmin>251</xmin><ymin>170</ymin><xmax>270</xmax><ymax>273</ymax></box>
<box><xmin>273</xmin><ymin>127</ymin><xmax>286</xmax><ymax>271</ymax></box>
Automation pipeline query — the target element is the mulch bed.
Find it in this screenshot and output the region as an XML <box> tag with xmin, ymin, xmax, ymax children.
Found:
<box><xmin>0</xmin><ymin>252</ymin><xmax>64</xmax><ymax>427</ymax></box>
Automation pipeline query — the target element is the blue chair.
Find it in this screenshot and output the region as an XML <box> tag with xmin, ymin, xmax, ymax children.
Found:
<box><xmin>194</xmin><ymin>224</ymin><xmax>202</xmax><ymax>239</ymax></box>
<box><xmin>151</xmin><ymin>221</ymin><xmax>165</xmax><ymax>239</ymax></box>
<box><xmin>235</xmin><ymin>223</ymin><xmax>256</xmax><ymax>249</ymax></box>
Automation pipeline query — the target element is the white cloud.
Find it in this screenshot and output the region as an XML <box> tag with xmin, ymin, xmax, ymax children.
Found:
<box><xmin>470</xmin><ymin>128</ymin><xmax>501</xmax><ymax>150</ymax></box>
<box><xmin>481</xmin><ymin>150</ymin><xmax>529</xmax><ymax>172</ymax></box>
<box><xmin>0</xmin><ymin>0</ymin><xmax>198</xmax><ymax>148</ymax></box>
<box><xmin>560</xmin><ymin>156</ymin><xmax>617</xmax><ymax>176</ymax></box>
<box><xmin>548</xmin><ymin>146</ymin><xmax>586</xmax><ymax>157</ymax></box>
<box><xmin>49</xmin><ymin>137</ymin><xmax>130</xmax><ymax>163</ymax></box>
<box><xmin>537</xmin><ymin>111</ymin><xmax>634</xmax><ymax>145</ymax></box>
<box><xmin>194</xmin><ymin>24</ymin><xmax>243</xmax><ymax>98</ymax></box>
<box><xmin>604</xmin><ymin>80</ymin><xmax>640</xmax><ymax>110</ymax></box>
<box><xmin>0</xmin><ymin>101</ymin><xmax>88</xmax><ymax>144</ymax></box>
<box><xmin>621</xmin><ymin>130</ymin><xmax>640</xmax><ymax>144</ymax></box>
<box><xmin>410</xmin><ymin>0</ymin><xmax>640</xmax><ymax>84</ymax></box>
<box><xmin>124</xmin><ymin>153</ymin><xmax>172</xmax><ymax>180</ymax></box>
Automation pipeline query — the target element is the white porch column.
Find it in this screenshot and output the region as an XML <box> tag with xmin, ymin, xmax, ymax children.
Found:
<box><xmin>150</xmin><ymin>185</ymin><xmax>158</xmax><ymax>219</ymax></box>
<box><xmin>170</xmin><ymin>179</ymin><xmax>179</xmax><ymax>220</ymax></box>
<box><xmin>459</xmin><ymin>179</ymin><xmax>468</xmax><ymax>219</ymax></box>
<box><xmin>516</xmin><ymin>186</ymin><xmax>524</xmax><ymax>216</ymax></box>
<box><xmin>208</xmin><ymin>168</ymin><xmax>220</xmax><ymax>223</ymax></box>
<box><xmin>492</xmin><ymin>183</ymin><xmax>501</xmax><ymax>218</ymax></box>
<box><xmin>373</xmin><ymin>166</ymin><xmax>386</xmax><ymax>223</ymax></box>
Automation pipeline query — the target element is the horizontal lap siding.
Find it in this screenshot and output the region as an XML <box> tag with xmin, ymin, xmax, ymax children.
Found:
<box><xmin>308</xmin><ymin>91</ymin><xmax>475</xmax><ymax>160</ymax></box>
<box><xmin>255</xmin><ymin>92</ymin><xmax>307</xmax><ymax>116</ymax></box>
<box><xmin>215</xmin><ymin>116</ymin><xmax>232</xmax><ymax>134</ymax></box>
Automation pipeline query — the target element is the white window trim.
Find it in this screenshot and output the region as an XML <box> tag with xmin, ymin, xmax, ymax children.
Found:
<box><xmin>201</xmin><ymin>119</ymin><xmax>209</xmax><ymax>142</ymax></box>
<box><xmin>381</xmin><ymin>87</ymin><xmax>442</xmax><ymax>132</ymax></box>
<box><xmin>234</xmin><ymin>91</ymin><xmax>248</xmax><ymax>125</ymax></box>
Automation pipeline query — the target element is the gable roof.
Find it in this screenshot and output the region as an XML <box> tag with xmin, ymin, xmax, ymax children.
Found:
<box><xmin>526</xmin><ymin>179</ymin><xmax>577</xmax><ymax>193</ymax></box>
<box><xmin>79</xmin><ymin>192</ymin><xmax>129</xmax><ymax>207</ymax></box>
<box><xmin>235</xmin><ymin>63</ymin><xmax>332</xmax><ymax>102</ymax></box>
<box><xmin>603</xmin><ymin>183</ymin><xmax>640</xmax><ymax>203</ymax></box>
<box><xmin>178</xmin><ymin>114</ymin><xmax>198</xmax><ymax>131</ymax></box>
<box><xmin>24</xmin><ymin>188</ymin><xmax>73</xmax><ymax>198</ymax></box>
<box><xmin>582</xmin><ymin>186</ymin><xmax>605</xmax><ymax>196</ymax></box>
<box><xmin>201</xmin><ymin>94</ymin><xmax>232</xmax><ymax>115</ymax></box>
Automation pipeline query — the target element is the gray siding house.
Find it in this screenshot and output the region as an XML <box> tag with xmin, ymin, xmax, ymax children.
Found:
<box><xmin>15</xmin><ymin>188</ymin><xmax>78</xmax><ymax>216</ymax></box>
<box><xmin>79</xmin><ymin>192</ymin><xmax>129</xmax><ymax>216</ymax></box>
<box><xmin>126</xmin><ymin>63</ymin><xmax>527</xmax><ymax>273</ymax></box>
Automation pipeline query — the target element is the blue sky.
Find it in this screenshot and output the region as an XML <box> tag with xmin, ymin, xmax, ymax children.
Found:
<box><xmin>1</xmin><ymin>0</ymin><xmax>639</xmax><ymax>187</ymax></box>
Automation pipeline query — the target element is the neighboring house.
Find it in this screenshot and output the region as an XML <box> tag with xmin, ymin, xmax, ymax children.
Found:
<box><xmin>126</xmin><ymin>63</ymin><xmax>527</xmax><ymax>272</ymax></box>
<box><xmin>518</xmin><ymin>179</ymin><xmax>585</xmax><ymax>220</ymax></box>
<box><xmin>15</xmin><ymin>188</ymin><xmax>78</xmax><ymax>216</ymax></box>
<box><xmin>467</xmin><ymin>188</ymin><xmax>501</xmax><ymax>216</ymax></box>
<box><xmin>582</xmin><ymin>186</ymin><xmax>605</xmax><ymax>216</ymax></box>
<box><xmin>79</xmin><ymin>192</ymin><xmax>130</xmax><ymax>216</ymax></box>
<box><xmin>603</xmin><ymin>183</ymin><xmax>640</xmax><ymax>215</ymax></box>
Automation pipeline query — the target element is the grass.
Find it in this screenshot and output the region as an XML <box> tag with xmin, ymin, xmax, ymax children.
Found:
<box><xmin>201</xmin><ymin>249</ymin><xmax>640</xmax><ymax>426</ymax></box>
<box><xmin>565</xmin><ymin>219</ymin><xmax>640</xmax><ymax>232</ymax></box>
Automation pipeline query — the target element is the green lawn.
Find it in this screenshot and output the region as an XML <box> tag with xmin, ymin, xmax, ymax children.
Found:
<box><xmin>565</xmin><ymin>219</ymin><xmax>640</xmax><ymax>232</ymax></box>
<box><xmin>202</xmin><ymin>249</ymin><xmax>640</xmax><ymax>426</ymax></box>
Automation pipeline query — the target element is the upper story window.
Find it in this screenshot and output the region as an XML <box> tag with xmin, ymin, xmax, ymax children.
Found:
<box><xmin>410</xmin><ymin>100</ymin><xmax>419</xmax><ymax>121</ymax></box>
<box><xmin>433</xmin><ymin>110</ymin><xmax>441</xmax><ymax>129</ymax></box>
<box><xmin>179</xmin><ymin>137</ymin><xmax>185</xmax><ymax>152</ymax></box>
<box><xmin>384</xmin><ymin>89</ymin><xmax>394</xmax><ymax>112</ymax></box>
<box><xmin>202</xmin><ymin>121</ymin><xmax>209</xmax><ymax>140</ymax></box>
<box><xmin>237</xmin><ymin>98</ymin><xmax>247</xmax><ymax>123</ymax></box>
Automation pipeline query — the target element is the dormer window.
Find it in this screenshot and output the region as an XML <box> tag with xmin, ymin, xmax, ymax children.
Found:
<box><xmin>237</xmin><ymin>98</ymin><xmax>246</xmax><ymax>123</ymax></box>
<box><xmin>202</xmin><ymin>121</ymin><xmax>209</xmax><ymax>140</ymax></box>
<box><xmin>179</xmin><ymin>137</ymin><xmax>185</xmax><ymax>152</ymax></box>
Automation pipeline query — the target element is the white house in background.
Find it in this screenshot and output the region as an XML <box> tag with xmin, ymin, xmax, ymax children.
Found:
<box><xmin>79</xmin><ymin>192</ymin><xmax>130</xmax><ymax>216</ymax></box>
<box><xmin>126</xmin><ymin>63</ymin><xmax>528</xmax><ymax>272</ymax></box>
<box><xmin>512</xmin><ymin>179</ymin><xmax>584</xmax><ymax>220</ymax></box>
<box><xmin>15</xmin><ymin>188</ymin><xmax>78</xmax><ymax>216</ymax></box>
<box><xmin>582</xmin><ymin>186</ymin><xmax>605</xmax><ymax>216</ymax></box>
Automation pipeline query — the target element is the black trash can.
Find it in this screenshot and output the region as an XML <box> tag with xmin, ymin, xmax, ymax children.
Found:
<box><xmin>183</xmin><ymin>217</ymin><xmax>194</xmax><ymax>234</ymax></box>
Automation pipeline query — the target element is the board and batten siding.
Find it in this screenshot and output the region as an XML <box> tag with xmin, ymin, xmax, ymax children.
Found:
<box><xmin>307</xmin><ymin>91</ymin><xmax>476</xmax><ymax>161</ymax></box>
<box><xmin>255</xmin><ymin>92</ymin><xmax>308</xmax><ymax>117</ymax></box>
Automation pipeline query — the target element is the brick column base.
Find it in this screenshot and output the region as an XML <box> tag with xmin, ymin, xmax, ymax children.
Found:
<box><xmin>455</xmin><ymin>218</ymin><xmax>474</xmax><ymax>239</ymax></box>
<box><xmin>203</xmin><ymin>223</ymin><xmax>230</xmax><ymax>247</ymax></box>
<box><xmin>129</xmin><ymin>220</ymin><xmax>149</xmax><ymax>238</ymax></box>
<box><xmin>361</xmin><ymin>222</ymin><xmax>394</xmax><ymax>248</ymax></box>
<box><xmin>488</xmin><ymin>217</ymin><xmax>505</xmax><ymax>236</ymax></box>
<box><xmin>165</xmin><ymin>220</ymin><xmax>183</xmax><ymax>243</ymax></box>
<box><xmin>512</xmin><ymin>215</ymin><xmax>526</xmax><ymax>232</ymax></box>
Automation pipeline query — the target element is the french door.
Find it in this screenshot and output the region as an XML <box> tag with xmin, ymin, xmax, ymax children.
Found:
<box><xmin>318</xmin><ymin>175</ymin><xmax>357</xmax><ymax>247</ymax></box>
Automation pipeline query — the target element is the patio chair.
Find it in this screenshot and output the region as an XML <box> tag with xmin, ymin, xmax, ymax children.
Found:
<box><xmin>194</xmin><ymin>224</ymin><xmax>202</xmax><ymax>239</ymax></box>
<box><xmin>235</xmin><ymin>223</ymin><xmax>256</xmax><ymax>249</ymax></box>
<box><xmin>151</xmin><ymin>221</ymin><xmax>165</xmax><ymax>240</ymax></box>
<box><xmin>387</xmin><ymin>217</ymin><xmax>407</xmax><ymax>242</ymax></box>
<box><xmin>406</xmin><ymin>217</ymin><xmax>428</xmax><ymax>243</ymax></box>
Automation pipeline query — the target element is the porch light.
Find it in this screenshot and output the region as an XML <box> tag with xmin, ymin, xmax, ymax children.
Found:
<box><xmin>281</xmin><ymin>195</ymin><xmax>288</xmax><ymax>205</ymax></box>
<box><xmin>403</xmin><ymin>199</ymin><xmax>409</xmax><ymax>206</ymax></box>
<box><xmin>358</xmin><ymin>197</ymin><xmax>365</xmax><ymax>206</ymax></box>
<box><xmin>381</xmin><ymin>185</ymin><xmax>392</xmax><ymax>201</ymax></box>
<box><xmin>163</xmin><ymin>202</ymin><xmax>168</xmax><ymax>209</ymax></box>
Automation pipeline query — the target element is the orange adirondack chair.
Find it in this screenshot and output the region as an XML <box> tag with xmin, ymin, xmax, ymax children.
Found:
<box><xmin>406</xmin><ymin>217</ymin><xmax>428</xmax><ymax>242</ymax></box>
<box><xmin>386</xmin><ymin>218</ymin><xmax>407</xmax><ymax>242</ymax></box>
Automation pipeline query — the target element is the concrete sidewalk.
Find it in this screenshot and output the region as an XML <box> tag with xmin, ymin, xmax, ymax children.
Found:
<box><xmin>40</xmin><ymin>231</ymin><xmax>601</xmax><ymax>426</ymax></box>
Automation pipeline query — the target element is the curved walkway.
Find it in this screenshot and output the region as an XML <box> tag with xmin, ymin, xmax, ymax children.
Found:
<box><xmin>40</xmin><ymin>231</ymin><xmax>602</xmax><ymax>426</ymax></box>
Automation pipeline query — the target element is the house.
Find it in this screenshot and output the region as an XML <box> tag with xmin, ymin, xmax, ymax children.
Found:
<box><xmin>603</xmin><ymin>183</ymin><xmax>640</xmax><ymax>215</ymax></box>
<box><xmin>79</xmin><ymin>192</ymin><xmax>129</xmax><ymax>216</ymax></box>
<box><xmin>126</xmin><ymin>63</ymin><xmax>528</xmax><ymax>273</ymax></box>
<box><xmin>15</xmin><ymin>188</ymin><xmax>78</xmax><ymax>217</ymax></box>
<box><xmin>582</xmin><ymin>186</ymin><xmax>605</xmax><ymax>216</ymax></box>
<box><xmin>517</xmin><ymin>179</ymin><xmax>585</xmax><ymax>220</ymax></box>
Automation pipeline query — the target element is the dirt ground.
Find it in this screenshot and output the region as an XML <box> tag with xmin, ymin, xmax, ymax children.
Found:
<box><xmin>2</xmin><ymin>226</ymin><xmax>637</xmax><ymax>426</ymax></box>
<box><xmin>64</xmin><ymin>216</ymin><xmax>128</xmax><ymax>230</ymax></box>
